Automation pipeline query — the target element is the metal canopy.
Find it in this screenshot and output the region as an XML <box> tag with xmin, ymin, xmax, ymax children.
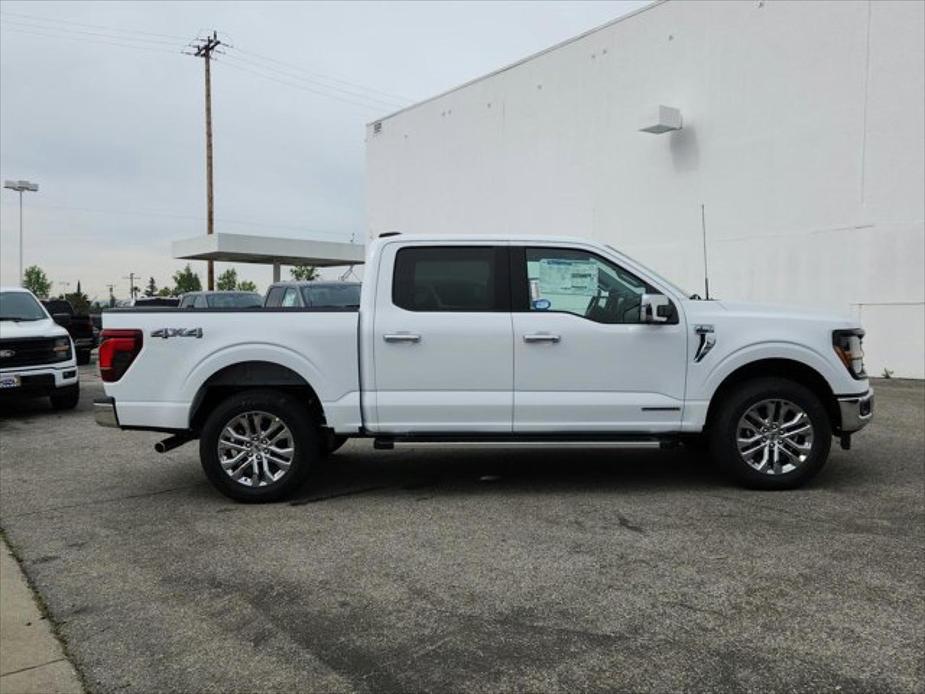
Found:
<box><xmin>172</xmin><ymin>233</ymin><xmax>365</xmax><ymax>267</ymax></box>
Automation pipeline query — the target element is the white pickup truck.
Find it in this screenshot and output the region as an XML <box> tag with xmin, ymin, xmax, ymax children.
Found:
<box><xmin>95</xmin><ymin>234</ymin><xmax>873</xmax><ymax>502</ymax></box>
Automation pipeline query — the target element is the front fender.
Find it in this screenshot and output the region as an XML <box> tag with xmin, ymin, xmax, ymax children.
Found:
<box><xmin>698</xmin><ymin>340</ymin><xmax>845</xmax><ymax>401</ymax></box>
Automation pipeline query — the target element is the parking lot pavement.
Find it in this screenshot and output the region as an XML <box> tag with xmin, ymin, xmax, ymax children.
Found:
<box><xmin>0</xmin><ymin>365</ymin><xmax>922</xmax><ymax>694</ymax></box>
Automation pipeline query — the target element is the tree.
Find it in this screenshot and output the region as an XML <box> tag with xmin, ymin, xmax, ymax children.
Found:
<box><xmin>237</xmin><ymin>279</ymin><xmax>257</xmax><ymax>292</ymax></box>
<box><xmin>65</xmin><ymin>280</ymin><xmax>91</xmax><ymax>314</ymax></box>
<box><xmin>144</xmin><ymin>277</ymin><xmax>158</xmax><ymax>297</ymax></box>
<box><xmin>157</xmin><ymin>286</ymin><xmax>173</xmax><ymax>297</ymax></box>
<box><xmin>22</xmin><ymin>266</ymin><xmax>51</xmax><ymax>298</ymax></box>
<box><xmin>290</xmin><ymin>265</ymin><xmax>318</xmax><ymax>281</ymax></box>
<box><xmin>172</xmin><ymin>264</ymin><xmax>202</xmax><ymax>295</ymax></box>
<box><xmin>216</xmin><ymin>268</ymin><xmax>238</xmax><ymax>291</ymax></box>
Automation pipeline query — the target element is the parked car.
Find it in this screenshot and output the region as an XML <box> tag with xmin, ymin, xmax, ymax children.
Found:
<box><xmin>42</xmin><ymin>298</ymin><xmax>96</xmax><ymax>365</ymax></box>
<box><xmin>95</xmin><ymin>234</ymin><xmax>872</xmax><ymax>502</ymax></box>
<box><xmin>264</xmin><ymin>281</ymin><xmax>361</xmax><ymax>308</ymax></box>
<box><xmin>1</xmin><ymin>287</ymin><xmax>80</xmax><ymax>409</ymax></box>
<box><xmin>178</xmin><ymin>291</ymin><xmax>263</xmax><ymax>309</ymax></box>
<box><xmin>132</xmin><ymin>296</ymin><xmax>180</xmax><ymax>308</ymax></box>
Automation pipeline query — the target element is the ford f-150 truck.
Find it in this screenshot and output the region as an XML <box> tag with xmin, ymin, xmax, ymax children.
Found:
<box><xmin>1</xmin><ymin>286</ymin><xmax>80</xmax><ymax>409</ymax></box>
<box><xmin>94</xmin><ymin>235</ymin><xmax>872</xmax><ymax>502</ymax></box>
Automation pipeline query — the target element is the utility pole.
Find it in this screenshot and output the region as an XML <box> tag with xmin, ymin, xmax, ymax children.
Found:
<box><xmin>106</xmin><ymin>283</ymin><xmax>116</xmax><ymax>308</ymax></box>
<box><xmin>188</xmin><ymin>31</ymin><xmax>221</xmax><ymax>291</ymax></box>
<box><xmin>123</xmin><ymin>273</ymin><xmax>138</xmax><ymax>301</ymax></box>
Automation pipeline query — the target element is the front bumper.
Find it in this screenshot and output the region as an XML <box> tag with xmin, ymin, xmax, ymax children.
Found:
<box><xmin>0</xmin><ymin>364</ymin><xmax>78</xmax><ymax>396</ymax></box>
<box><xmin>837</xmin><ymin>389</ymin><xmax>874</xmax><ymax>433</ymax></box>
<box><xmin>94</xmin><ymin>396</ymin><xmax>120</xmax><ymax>428</ymax></box>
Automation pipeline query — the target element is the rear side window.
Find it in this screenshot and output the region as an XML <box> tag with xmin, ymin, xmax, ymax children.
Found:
<box><xmin>281</xmin><ymin>288</ymin><xmax>300</xmax><ymax>307</ymax></box>
<box><xmin>392</xmin><ymin>246</ymin><xmax>508</xmax><ymax>312</ymax></box>
<box><xmin>265</xmin><ymin>287</ymin><xmax>285</xmax><ymax>307</ymax></box>
<box><xmin>301</xmin><ymin>284</ymin><xmax>361</xmax><ymax>308</ymax></box>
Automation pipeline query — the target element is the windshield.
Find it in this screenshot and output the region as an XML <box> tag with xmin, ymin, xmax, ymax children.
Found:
<box><xmin>0</xmin><ymin>291</ymin><xmax>47</xmax><ymax>321</ymax></box>
<box><xmin>300</xmin><ymin>284</ymin><xmax>361</xmax><ymax>308</ymax></box>
<box><xmin>604</xmin><ymin>245</ymin><xmax>691</xmax><ymax>298</ymax></box>
<box><xmin>206</xmin><ymin>293</ymin><xmax>263</xmax><ymax>308</ymax></box>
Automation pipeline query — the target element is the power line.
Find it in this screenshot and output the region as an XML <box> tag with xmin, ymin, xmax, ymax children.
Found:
<box><xmin>218</xmin><ymin>56</ymin><xmax>386</xmax><ymax>113</ymax></box>
<box><xmin>220</xmin><ymin>51</ymin><xmax>406</xmax><ymax>109</ymax></box>
<box><xmin>228</xmin><ymin>46</ymin><xmax>412</xmax><ymax>104</ymax></box>
<box><xmin>0</xmin><ymin>24</ymin><xmax>182</xmax><ymax>54</ymax></box>
<box><xmin>0</xmin><ymin>9</ymin><xmax>189</xmax><ymax>40</ymax></box>
<box><xmin>0</xmin><ymin>17</ymin><xmax>180</xmax><ymax>45</ymax></box>
<box><xmin>2</xmin><ymin>15</ymin><xmax>409</xmax><ymax>113</ymax></box>
<box><xmin>217</xmin><ymin>53</ymin><xmax>399</xmax><ymax>111</ymax></box>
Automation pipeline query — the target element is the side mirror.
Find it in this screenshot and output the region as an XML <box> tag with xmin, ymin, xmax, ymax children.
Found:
<box><xmin>640</xmin><ymin>294</ymin><xmax>671</xmax><ymax>323</ymax></box>
<box><xmin>52</xmin><ymin>312</ymin><xmax>72</xmax><ymax>327</ymax></box>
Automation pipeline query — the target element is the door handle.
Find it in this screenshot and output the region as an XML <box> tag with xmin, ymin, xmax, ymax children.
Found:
<box><xmin>383</xmin><ymin>333</ymin><xmax>421</xmax><ymax>343</ymax></box>
<box><xmin>523</xmin><ymin>333</ymin><xmax>560</xmax><ymax>343</ymax></box>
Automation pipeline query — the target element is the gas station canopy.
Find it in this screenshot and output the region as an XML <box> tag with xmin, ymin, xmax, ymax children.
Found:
<box><xmin>172</xmin><ymin>233</ymin><xmax>366</xmax><ymax>268</ymax></box>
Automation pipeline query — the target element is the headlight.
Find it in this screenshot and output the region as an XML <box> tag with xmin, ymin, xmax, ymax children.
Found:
<box><xmin>53</xmin><ymin>337</ymin><xmax>72</xmax><ymax>361</ymax></box>
<box><xmin>833</xmin><ymin>329</ymin><xmax>866</xmax><ymax>379</ymax></box>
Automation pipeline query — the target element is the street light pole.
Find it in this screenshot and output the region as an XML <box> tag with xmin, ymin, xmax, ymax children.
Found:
<box><xmin>3</xmin><ymin>179</ymin><xmax>39</xmax><ymax>286</ymax></box>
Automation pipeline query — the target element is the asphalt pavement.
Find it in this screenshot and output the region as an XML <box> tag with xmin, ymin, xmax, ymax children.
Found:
<box><xmin>0</xmin><ymin>365</ymin><xmax>922</xmax><ymax>693</ymax></box>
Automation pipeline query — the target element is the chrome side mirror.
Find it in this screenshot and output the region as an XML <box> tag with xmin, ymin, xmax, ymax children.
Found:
<box><xmin>640</xmin><ymin>294</ymin><xmax>671</xmax><ymax>323</ymax></box>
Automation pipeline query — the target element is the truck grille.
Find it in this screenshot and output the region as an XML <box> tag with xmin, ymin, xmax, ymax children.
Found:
<box><xmin>0</xmin><ymin>337</ymin><xmax>70</xmax><ymax>368</ymax></box>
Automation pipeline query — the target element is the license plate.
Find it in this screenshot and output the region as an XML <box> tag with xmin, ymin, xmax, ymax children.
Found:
<box><xmin>0</xmin><ymin>375</ymin><xmax>21</xmax><ymax>389</ymax></box>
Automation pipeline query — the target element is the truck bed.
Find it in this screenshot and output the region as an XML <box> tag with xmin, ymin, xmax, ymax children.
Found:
<box><xmin>102</xmin><ymin>307</ymin><xmax>361</xmax><ymax>432</ymax></box>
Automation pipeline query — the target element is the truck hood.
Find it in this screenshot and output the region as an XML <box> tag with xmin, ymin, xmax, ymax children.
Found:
<box><xmin>0</xmin><ymin>318</ymin><xmax>69</xmax><ymax>340</ymax></box>
<box><xmin>685</xmin><ymin>299</ymin><xmax>859</xmax><ymax>329</ymax></box>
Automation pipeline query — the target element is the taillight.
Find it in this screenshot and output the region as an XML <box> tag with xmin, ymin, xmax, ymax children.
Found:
<box><xmin>99</xmin><ymin>329</ymin><xmax>143</xmax><ymax>382</ymax></box>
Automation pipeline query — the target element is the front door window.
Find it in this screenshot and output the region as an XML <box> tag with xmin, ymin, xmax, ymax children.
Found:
<box><xmin>525</xmin><ymin>248</ymin><xmax>650</xmax><ymax>324</ymax></box>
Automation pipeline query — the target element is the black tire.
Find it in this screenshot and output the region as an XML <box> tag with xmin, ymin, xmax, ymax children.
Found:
<box><xmin>76</xmin><ymin>350</ymin><xmax>91</xmax><ymax>366</ymax></box>
<box><xmin>709</xmin><ymin>377</ymin><xmax>832</xmax><ymax>490</ymax></box>
<box><xmin>50</xmin><ymin>384</ymin><xmax>80</xmax><ymax>410</ymax></box>
<box><xmin>199</xmin><ymin>389</ymin><xmax>319</xmax><ymax>502</ymax></box>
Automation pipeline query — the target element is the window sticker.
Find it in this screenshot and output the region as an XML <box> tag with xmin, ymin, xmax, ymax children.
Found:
<box><xmin>537</xmin><ymin>258</ymin><xmax>598</xmax><ymax>295</ymax></box>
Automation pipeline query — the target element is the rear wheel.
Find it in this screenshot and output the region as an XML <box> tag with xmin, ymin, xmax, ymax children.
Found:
<box><xmin>199</xmin><ymin>389</ymin><xmax>318</xmax><ymax>502</ymax></box>
<box><xmin>709</xmin><ymin>377</ymin><xmax>831</xmax><ymax>490</ymax></box>
<box><xmin>49</xmin><ymin>384</ymin><xmax>80</xmax><ymax>411</ymax></box>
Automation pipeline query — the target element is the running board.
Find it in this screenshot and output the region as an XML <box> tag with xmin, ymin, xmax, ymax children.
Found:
<box><xmin>373</xmin><ymin>435</ymin><xmax>673</xmax><ymax>451</ymax></box>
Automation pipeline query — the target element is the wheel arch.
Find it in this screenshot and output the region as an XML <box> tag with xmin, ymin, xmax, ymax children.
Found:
<box><xmin>189</xmin><ymin>361</ymin><xmax>325</xmax><ymax>432</ymax></box>
<box><xmin>703</xmin><ymin>358</ymin><xmax>840</xmax><ymax>433</ymax></box>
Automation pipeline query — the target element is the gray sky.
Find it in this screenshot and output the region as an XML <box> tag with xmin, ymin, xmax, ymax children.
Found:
<box><xmin>0</xmin><ymin>0</ymin><xmax>649</xmax><ymax>301</ymax></box>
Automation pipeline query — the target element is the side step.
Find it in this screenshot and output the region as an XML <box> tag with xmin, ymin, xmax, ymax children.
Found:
<box><xmin>373</xmin><ymin>435</ymin><xmax>673</xmax><ymax>451</ymax></box>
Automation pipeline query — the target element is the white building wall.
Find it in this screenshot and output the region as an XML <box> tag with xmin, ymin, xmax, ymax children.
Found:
<box><xmin>366</xmin><ymin>0</ymin><xmax>925</xmax><ymax>378</ymax></box>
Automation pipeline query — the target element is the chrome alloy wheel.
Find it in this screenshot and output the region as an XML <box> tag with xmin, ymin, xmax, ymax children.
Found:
<box><xmin>217</xmin><ymin>411</ymin><xmax>294</xmax><ymax>487</ymax></box>
<box><xmin>736</xmin><ymin>399</ymin><xmax>814</xmax><ymax>475</ymax></box>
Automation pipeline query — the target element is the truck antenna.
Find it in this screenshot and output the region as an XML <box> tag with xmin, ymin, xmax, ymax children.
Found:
<box><xmin>700</xmin><ymin>203</ymin><xmax>711</xmax><ymax>300</ymax></box>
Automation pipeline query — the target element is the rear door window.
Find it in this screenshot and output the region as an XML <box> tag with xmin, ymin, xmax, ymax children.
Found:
<box><xmin>392</xmin><ymin>247</ymin><xmax>509</xmax><ymax>312</ymax></box>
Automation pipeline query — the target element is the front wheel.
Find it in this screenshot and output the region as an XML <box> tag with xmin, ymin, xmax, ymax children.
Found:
<box><xmin>199</xmin><ymin>389</ymin><xmax>319</xmax><ymax>502</ymax></box>
<box><xmin>709</xmin><ymin>377</ymin><xmax>832</xmax><ymax>490</ymax></box>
